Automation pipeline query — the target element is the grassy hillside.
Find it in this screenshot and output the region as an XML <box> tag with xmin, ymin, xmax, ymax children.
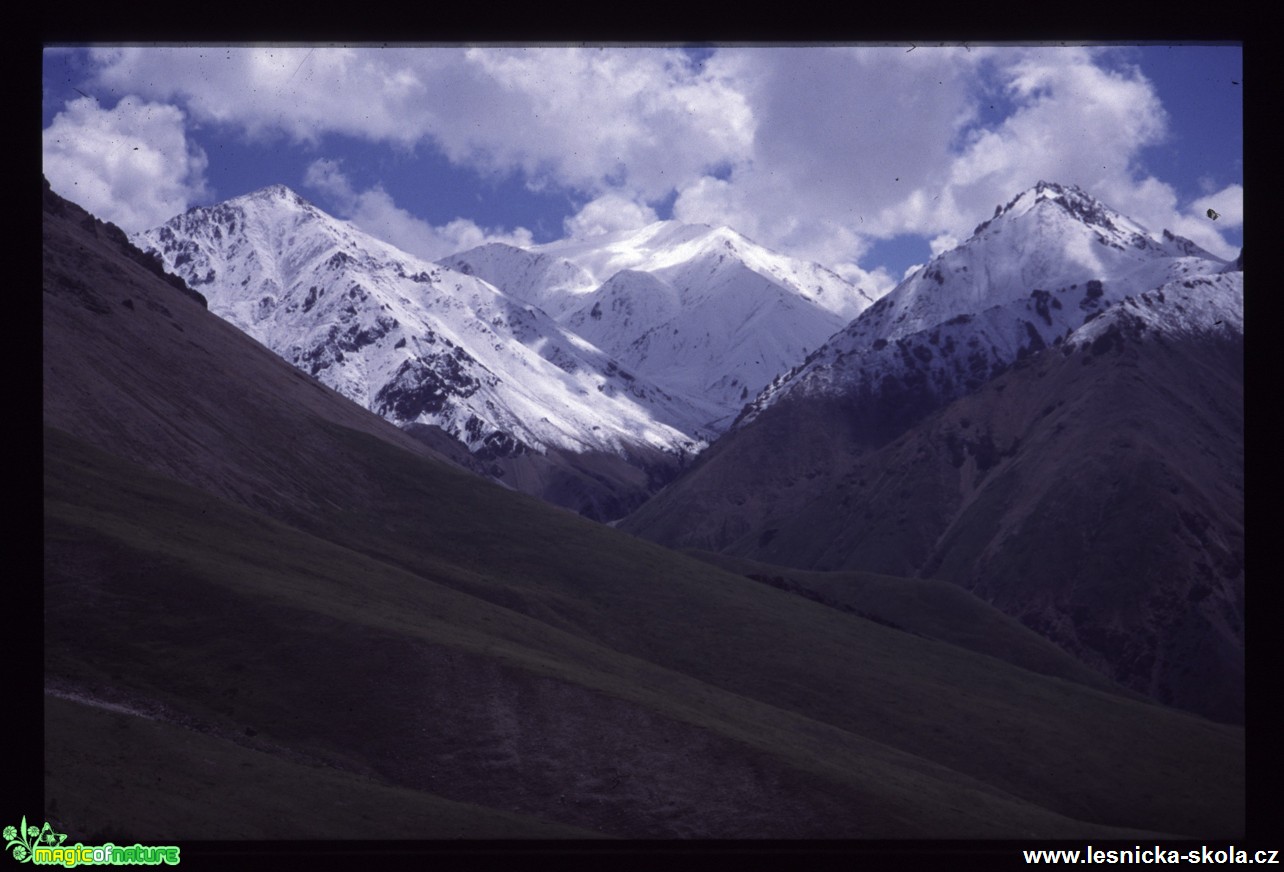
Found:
<box><xmin>45</xmin><ymin>423</ymin><xmax>1243</xmax><ymax>839</ymax></box>
<box><xmin>678</xmin><ymin>549</ymin><xmax>1142</xmax><ymax>698</ymax></box>
<box><xmin>45</xmin><ymin>696</ymin><xmax>603</xmax><ymax>841</ymax></box>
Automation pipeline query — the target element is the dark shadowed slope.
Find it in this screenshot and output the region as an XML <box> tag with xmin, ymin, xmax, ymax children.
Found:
<box><xmin>623</xmin><ymin>318</ymin><xmax>1244</xmax><ymax>724</ymax></box>
<box><xmin>42</xmin><ymin>179</ymin><xmax>467</xmax><ymax>518</ymax></box>
<box><xmin>44</xmin><ymin>181</ymin><xmax>1244</xmax><ymax>840</ymax></box>
<box><xmin>680</xmin><ymin>549</ymin><xmax>1144</xmax><ymax>699</ymax></box>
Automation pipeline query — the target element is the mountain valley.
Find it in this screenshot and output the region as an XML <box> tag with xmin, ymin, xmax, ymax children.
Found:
<box><xmin>42</xmin><ymin>176</ymin><xmax>1247</xmax><ymax>843</ymax></box>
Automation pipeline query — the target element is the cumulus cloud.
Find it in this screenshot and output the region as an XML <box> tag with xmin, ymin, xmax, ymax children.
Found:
<box><xmin>88</xmin><ymin>46</ymin><xmax>442</xmax><ymax>147</ymax></box>
<box><xmin>938</xmin><ymin>48</ymin><xmax>1170</xmax><ymax>231</ymax></box>
<box><xmin>87</xmin><ymin>46</ymin><xmax>754</xmax><ymax>202</ymax></box>
<box><xmin>672</xmin><ymin>174</ymin><xmax>748</xmax><ymax>229</ymax></box>
<box><xmin>301</xmin><ymin>157</ymin><xmax>357</xmax><ymax>205</ymax></box>
<box><xmin>303</xmin><ymin>158</ymin><xmax>532</xmax><ymax>260</ymax></box>
<box><xmin>929</xmin><ymin>233</ymin><xmax>961</xmax><ymax>257</ymax></box>
<box><xmin>671</xmin><ymin>172</ymin><xmax>896</xmax><ymax>296</ymax></box>
<box><xmin>832</xmin><ymin>261</ymin><xmax>899</xmax><ymax>300</ymax></box>
<box><xmin>69</xmin><ymin>45</ymin><xmax>1241</xmax><ymax>275</ymax></box>
<box><xmin>671</xmin><ymin>46</ymin><xmax>1242</xmax><ymax>275</ymax></box>
<box><xmin>701</xmin><ymin>47</ymin><xmax>987</xmax><ymax>227</ymax></box>
<box><xmin>1162</xmin><ymin>183</ymin><xmax>1242</xmax><ymax>260</ymax></box>
<box><xmin>672</xmin><ymin>171</ymin><xmax>848</xmax><ymax>267</ymax></box>
<box><xmin>668</xmin><ymin>47</ymin><xmax>1005</xmax><ymax>267</ymax></box>
<box><xmin>455</xmin><ymin>48</ymin><xmax>755</xmax><ymax>200</ymax></box>
<box><xmin>42</xmin><ymin>95</ymin><xmax>210</xmax><ymax>232</ymax></box>
<box><xmin>563</xmin><ymin>191</ymin><xmax>658</xmax><ymax>239</ymax></box>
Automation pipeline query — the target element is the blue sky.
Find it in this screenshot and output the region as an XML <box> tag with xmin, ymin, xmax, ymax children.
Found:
<box><xmin>42</xmin><ymin>44</ymin><xmax>1241</xmax><ymax>295</ymax></box>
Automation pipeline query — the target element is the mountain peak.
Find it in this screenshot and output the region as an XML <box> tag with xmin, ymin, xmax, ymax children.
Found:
<box><xmin>1033</xmin><ymin>179</ymin><xmax>1069</xmax><ymax>195</ymax></box>
<box><xmin>968</xmin><ymin>181</ymin><xmax>1158</xmax><ymax>253</ymax></box>
<box><xmin>255</xmin><ymin>182</ymin><xmax>300</xmax><ymax>199</ymax></box>
<box><xmin>193</xmin><ymin>184</ymin><xmax>317</xmax><ymax>218</ymax></box>
<box><xmin>242</xmin><ymin>183</ymin><xmax>314</xmax><ymax>209</ymax></box>
<box><xmin>1022</xmin><ymin>180</ymin><xmax>1111</xmax><ymax>220</ymax></box>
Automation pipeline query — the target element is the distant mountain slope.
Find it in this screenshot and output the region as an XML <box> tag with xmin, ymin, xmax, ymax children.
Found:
<box><xmin>131</xmin><ymin>185</ymin><xmax>709</xmax><ymax>519</ymax></box>
<box><xmin>438</xmin><ymin>241</ymin><xmax>597</xmax><ymax>319</ymax></box>
<box><xmin>44</xmin><ymin>181</ymin><xmax>1244</xmax><ymax>840</ymax></box>
<box><xmin>622</xmin><ymin>183</ymin><xmax>1244</xmax><ymax>724</ymax></box>
<box><xmin>445</xmin><ymin>220</ymin><xmax>875</xmax><ymax>430</ymax></box>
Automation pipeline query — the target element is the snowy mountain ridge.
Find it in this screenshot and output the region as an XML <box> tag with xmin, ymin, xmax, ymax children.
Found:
<box><xmin>739</xmin><ymin>180</ymin><xmax>1242</xmax><ymax>428</ymax></box>
<box><xmin>440</xmin><ymin>242</ymin><xmax>598</xmax><ymax>320</ymax></box>
<box><xmin>132</xmin><ymin>185</ymin><xmax>711</xmax><ymax>463</ymax></box>
<box><xmin>444</xmin><ymin>219</ymin><xmax>877</xmax><ymax>429</ymax></box>
<box><xmin>535</xmin><ymin>220</ymin><xmax>872</xmax><ymax>321</ymax></box>
<box><xmin>131</xmin><ymin>179</ymin><xmax>1240</xmax><ymax>516</ymax></box>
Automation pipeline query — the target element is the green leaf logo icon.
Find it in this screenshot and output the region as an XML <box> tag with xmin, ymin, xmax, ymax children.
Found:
<box><xmin>4</xmin><ymin>817</ymin><xmax>66</xmax><ymax>863</ymax></box>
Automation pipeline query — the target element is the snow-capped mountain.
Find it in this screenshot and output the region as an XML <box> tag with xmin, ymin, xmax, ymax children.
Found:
<box><xmin>132</xmin><ymin>186</ymin><xmax>710</xmax><ymax>466</ymax></box>
<box><xmin>438</xmin><ymin>242</ymin><xmax>598</xmax><ymax>320</ymax></box>
<box><xmin>537</xmin><ymin>220</ymin><xmax>873</xmax><ymax>323</ymax></box>
<box><xmin>443</xmin><ymin>220</ymin><xmax>876</xmax><ymax>430</ymax></box>
<box><xmin>740</xmin><ymin>181</ymin><xmax>1239</xmax><ymax>428</ymax></box>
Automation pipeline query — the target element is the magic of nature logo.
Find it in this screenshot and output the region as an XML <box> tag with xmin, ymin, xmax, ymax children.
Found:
<box><xmin>4</xmin><ymin>817</ymin><xmax>179</xmax><ymax>867</ymax></box>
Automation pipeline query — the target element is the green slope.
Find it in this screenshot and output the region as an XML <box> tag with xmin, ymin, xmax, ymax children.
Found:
<box><xmin>677</xmin><ymin>549</ymin><xmax>1140</xmax><ymax>698</ymax></box>
<box><xmin>45</xmin><ymin>696</ymin><xmax>603</xmax><ymax>841</ymax></box>
<box><xmin>45</xmin><ymin>424</ymin><xmax>1243</xmax><ymax>839</ymax></box>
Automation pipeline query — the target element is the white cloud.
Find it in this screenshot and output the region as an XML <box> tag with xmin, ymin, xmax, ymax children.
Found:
<box><xmin>938</xmin><ymin>48</ymin><xmax>1170</xmax><ymax>233</ymax></box>
<box><xmin>41</xmin><ymin>95</ymin><xmax>209</xmax><ymax>232</ymax></box>
<box><xmin>671</xmin><ymin>46</ymin><xmax>1242</xmax><ymax>276</ymax></box>
<box><xmin>1090</xmin><ymin>176</ymin><xmax>1239</xmax><ymax>260</ymax></box>
<box><xmin>88</xmin><ymin>46</ymin><xmax>440</xmax><ymax>148</ymax></box>
<box><xmin>833</xmin><ymin>261</ymin><xmax>898</xmax><ymax>300</ymax></box>
<box><xmin>672</xmin><ymin>172</ymin><xmax>896</xmax><ymax>296</ymax></box>
<box><xmin>672</xmin><ymin>175</ymin><xmax>751</xmax><ymax>232</ymax></box>
<box><xmin>929</xmin><ymin>233</ymin><xmax>961</xmax><ymax>257</ymax></box>
<box><xmin>431</xmin><ymin>218</ymin><xmax>535</xmax><ymax>258</ymax></box>
<box><xmin>563</xmin><ymin>192</ymin><xmax>658</xmax><ymax>239</ymax></box>
<box><xmin>655</xmin><ymin>49</ymin><xmax>969</xmax><ymax>275</ymax></box>
<box><xmin>1160</xmin><ymin>184</ymin><xmax>1242</xmax><ymax>261</ymax></box>
<box><xmin>700</xmin><ymin>47</ymin><xmax>988</xmax><ymax>231</ymax></box>
<box><xmin>302</xmin><ymin>157</ymin><xmax>358</xmax><ymax>207</ymax></box>
<box><xmin>672</xmin><ymin>172</ymin><xmax>853</xmax><ymax>268</ymax></box>
<box><xmin>848</xmin><ymin>47</ymin><xmax>1242</xmax><ymax>265</ymax></box>
<box><xmin>302</xmin><ymin>158</ymin><xmax>532</xmax><ymax>261</ymax></box>
<box><xmin>455</xmin><ymin>47</ymin><xmax>756</xmax><ymax>200</ymax></box>
<box><xmin>70</xmin><ymin>46</ymin><xmax>1241</xmax><ymax>275</ymax></box>
<box><xmin>87</xmin><ymin>46</ymin><xmax>755</xmax><ymax>202</ymax></box>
